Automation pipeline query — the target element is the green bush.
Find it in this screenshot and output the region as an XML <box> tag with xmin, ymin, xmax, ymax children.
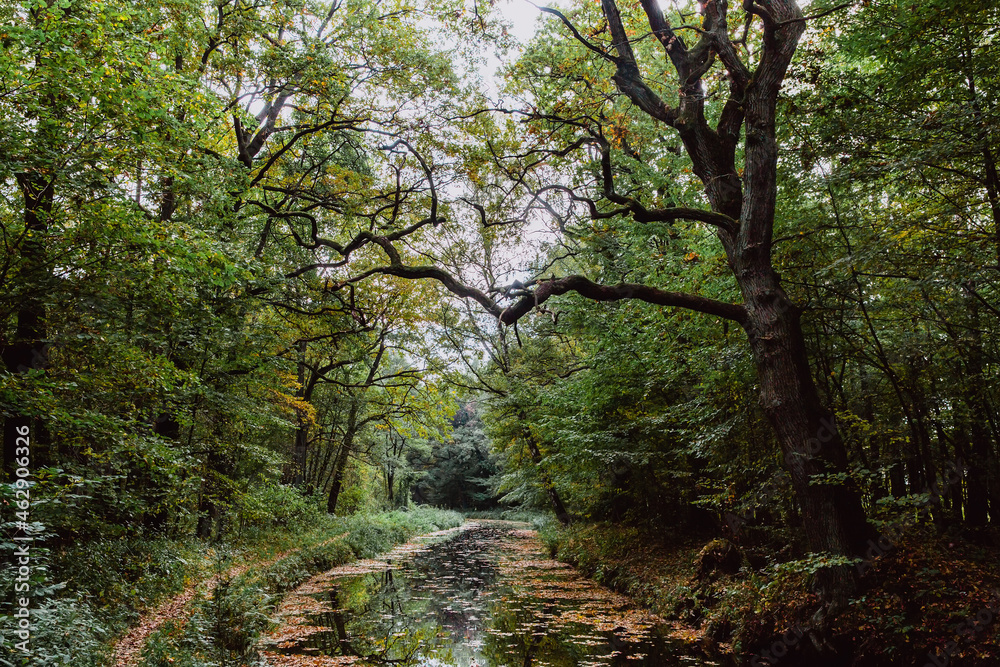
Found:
<box><xmin>204</xmin><ymin>578</ymin><xmax>272</xmax><ymax>661</ymax></box>
<box><xmin>140</xmin><ymin>617</ymin><xmax>214</xmax><ymax>667</ymax></box>
<box><xmin>463</xmin><ymin>508</ymin><xmax>551</xmax><ymax>526</ymax></box>
<box><xmin>53</xmin><ymin>537</ymin><xmax>202</xmax><ymax>623</ymax></box>
<box><xmin>0</xmin><ymin>597</ymin><xmax>108</xmax><ymax>667</ymax></box>
<box><xmin>233</xmin><ymin>483</ymin><xmax>324</xmax><ymax>531</ymax></box>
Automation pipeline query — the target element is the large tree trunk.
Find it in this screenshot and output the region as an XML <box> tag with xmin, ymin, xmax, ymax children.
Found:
<box><xmin>737</xmin><ymin>63</ymin><xmax>874</xmax><ymax>587</ymax></box>
<box><xmin>730</xmin><ymin>4</ymin><xmax>873</xmax><ymax>613</ymax></box>
<box><xmin>741</xmin><ymin>281</ymin><xmax>873</xmax><ymax>599</ymax></box>
<box><xmin>3</xmin><ymin>173</ymin><xmax>53</xmax><ymax>480</ymax></box>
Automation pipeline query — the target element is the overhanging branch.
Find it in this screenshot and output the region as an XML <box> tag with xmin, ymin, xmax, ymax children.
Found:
<box><xmin>345</xmin><ymin>264</ymin><xmax>503</xmax><ymax>319</ymax></box>
<box><xmin>499</xmin><ymin>275</ymin><xmax>748</xmax><ymax>326</ymax></box>
<box><xmin>535</xmin><ymin>4</ymin><xmax>615</xmax><ymax>64</ymax></box>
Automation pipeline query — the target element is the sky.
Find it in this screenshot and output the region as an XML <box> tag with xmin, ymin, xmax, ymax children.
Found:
<box><xmin>471</xmin><ymin>0</ymin><xmax>560</xmax><ymax>102</ymax></box>
<box><xmin>498</xmin><ymin>0</ymin><xmax>547</xmax><ymax>44</ymax></box>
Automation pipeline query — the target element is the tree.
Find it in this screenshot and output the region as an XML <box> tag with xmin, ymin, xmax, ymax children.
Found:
<box><xmin>429</xmin><ymin>282</ymin><xmax>576</xmax><ymax>524</ymax></box>
<box><xmin>785</xmin><ymin>0</ymin><xmax>1000</xmax><ymax>527</ymax></box>
<box><xmin>347</xmin><ymin>0</ymin><xmax>875</xmax><ymax>611</ymax></box>
<box><xmin>409</xmin><ymin>402</ymin><xmax>499</xmax><ymax>511</ymax></box>
<box><xmin>0</xmin><ymin>0</ymin><xmax>472</xmax><ymax>538</ymax></box>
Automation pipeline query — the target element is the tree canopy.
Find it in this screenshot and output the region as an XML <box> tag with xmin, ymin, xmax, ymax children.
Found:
<box><xmin>3</xmin><ymin>0</ymin><xmax>1000</xmax><ymax>661</ymax></box>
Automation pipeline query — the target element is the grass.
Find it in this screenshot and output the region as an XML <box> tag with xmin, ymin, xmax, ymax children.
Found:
<box><xmin>462</xmin><ymin>508</ymin><xmax>554</xmax><ymax>529</ymax></box>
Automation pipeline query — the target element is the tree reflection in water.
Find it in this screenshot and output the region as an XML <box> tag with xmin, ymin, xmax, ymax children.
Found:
<box><xmin>264</xmin><ymin>523</ymin><xmax>726</xmax><ymax>666</ymax></box>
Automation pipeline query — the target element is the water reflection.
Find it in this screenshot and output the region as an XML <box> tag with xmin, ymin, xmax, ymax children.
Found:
<box><xmin>263</xmin><ymin>522</ymin><xmax>721</xmax><ymax>667</ymax></box>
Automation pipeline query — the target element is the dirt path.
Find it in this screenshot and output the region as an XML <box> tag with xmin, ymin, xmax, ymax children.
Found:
<box><xmin>110</xmin><ymin>533</ymin><xmax>348</xmax><ymax>667</ymax></box>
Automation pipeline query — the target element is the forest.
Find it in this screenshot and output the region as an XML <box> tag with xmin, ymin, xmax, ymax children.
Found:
<box><xmin>1</xmin><ymin>0</ymin><xmax>999</xmax><ymax>665</ymax></box>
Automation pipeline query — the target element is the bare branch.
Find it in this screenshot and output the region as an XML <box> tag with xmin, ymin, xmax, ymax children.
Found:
<box><xmin>499</xmin><ymin>275</ymin><xmax>748</xmax><ymax>325</ymax></box>
<box><xmin>776</xmin><ymin>1</ymin><xmax>854</xmax><ymax>26</ymax></box>
<box><xmin>535</xmin><ymin>4</ymin><xmax>616</xmax><ymax>63</ymax></box>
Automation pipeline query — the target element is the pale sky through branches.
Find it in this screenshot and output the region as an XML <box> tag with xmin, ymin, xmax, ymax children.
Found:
<box><xmin>498</xmin><ymin>0</ymin><xmax>545</xmax><ymax>44</ymax></box>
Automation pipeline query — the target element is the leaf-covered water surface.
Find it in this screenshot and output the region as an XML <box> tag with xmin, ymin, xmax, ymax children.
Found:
<box><xmin>261</xmin><ymin>522</ymin><xmax>724</xmax><ymax>666</ymax></box>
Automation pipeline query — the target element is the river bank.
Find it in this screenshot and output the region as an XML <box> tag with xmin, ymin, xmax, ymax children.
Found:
<box><xmin>0</xmin><ymin>507</ymin><xmax>463</xmax><ymax>666</ymax></box>
<box><xmin>540</xmin><ymin>521</ymin><xmax>1000</xmax><ymax>666</ymax></box>
<box><xmin>122</xmin><ymin>508</ymin><xmax>465</xmax><ymax>666</ymax></box>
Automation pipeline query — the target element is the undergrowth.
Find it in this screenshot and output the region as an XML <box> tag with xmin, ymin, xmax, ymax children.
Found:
<box><xmin>542</xmin><ymin>521</ymin><xmax>1000</xmax><ymax>666</ymax></box>
<box><xmin>136</xmin><ymin>506</ymin><xmax>462</xmax><ymax>667</ymax></box>
<box><xmin>541</xmin><ymin>521</ymin><xmax>702</xmax><ymax>618</ymax></box>
<box><xmin>462</xmin><ymin>508</ymin><xmax>552</xmax><ymax>529</ymax></box>
<box><xmin>0</xmin><ymin>503</ymin><xmax>461</xmax><ymax>667</ymax></box>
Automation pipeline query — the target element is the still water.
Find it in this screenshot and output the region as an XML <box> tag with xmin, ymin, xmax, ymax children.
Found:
<box><xmin>262</xmin><ymin>521</ymin><xmax>723</xmax><ymax>667</ymax></box>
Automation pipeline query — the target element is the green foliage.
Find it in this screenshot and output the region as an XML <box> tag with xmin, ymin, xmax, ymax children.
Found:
<box><xmin>232</xmin><ymin>482</ymin><xmax>325</xmax><ymax>531</ymax></box>
<box><xmin>477</xmin><ymin>293</ymin><xmax>778</xmax><ymax>531</ymax></box>
<box><xmin>136</xmin><ymin>507</ymin><xmax>462</xmax><ymax>666</ymax></box>
<box><xmin>0</xmin><ymin>597</ymin><xmax>109</xmax><ymax>667</ymax></box>
<box><xmin>203</xmin><ymin>577</ymin><xmax>272</xmax><ymax>662</ymax></box>
<box><xmin>141</xmin><ymin>618</ymin><xmax>214</xmax><ymax>667</ymax></box>
<box><xmin>4</xmin><ymin>0</ymin><xmax>1000</xmax><ymax>662</ymax></box>
<box><xmin>52</xmin><ymin>537</ymin><xmax>202</xmax><ymax>623</ymax></box>
<box><xmin>0</xmin><ymin>0</ymin><xmax>469</xmax><ymax>556</ymax></box>
<box><xmin>410</xmin><ymin>403</ymin><xmax>500</xmax><ymax>510</ymax></box>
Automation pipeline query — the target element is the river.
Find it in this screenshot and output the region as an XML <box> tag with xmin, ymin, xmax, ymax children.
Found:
<box><xmin>261</xmin><ymin>521</ymin><xmax>727</xmax><ymax>667</ymax></box>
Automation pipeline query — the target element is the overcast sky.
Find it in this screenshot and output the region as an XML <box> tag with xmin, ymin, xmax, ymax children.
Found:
<box><xmin>498</xmin><ymin>0</ymin><xmax>546</xmax><ymax>44</ymax></box>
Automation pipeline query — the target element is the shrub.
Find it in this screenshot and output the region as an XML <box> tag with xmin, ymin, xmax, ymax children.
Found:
<box><xmin>53</xmin><ymin>537</ymin><xmax>201</xmax><ymax>623</ymax></box>
<box><xmin>232</xmin><ymin>484</ymin><xmax>324</xmax><ymax>531</ymax></box>
<box><xmin>0</xmin><ymin>597</ymin><xmax>108</xmax><ymax>667</ymax></box>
